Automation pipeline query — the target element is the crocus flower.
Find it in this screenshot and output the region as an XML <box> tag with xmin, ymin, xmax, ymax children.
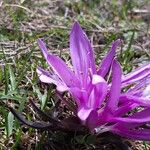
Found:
<box><xmin>37</xmin><ymin>22</ymin><xmax>150</xmax><ymax>141</ymax></box>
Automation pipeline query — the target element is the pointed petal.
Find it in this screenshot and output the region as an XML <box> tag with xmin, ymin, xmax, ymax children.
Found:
<box><xmin>113</xmin><ymin>108</ymin><xmax>150</xmax><ymax>129</ymax></box>
<box><xmin>88</xmin><ymin>75</ymin><xmax>107</xmax><ymax>109</ymax></box>
<box><xmin>37</xmin><ymin>39</ymin><xmax>49</xmax><ymax>59</ymax></box>
<box><xmin>37</xmin><ymin>67</ymin><xmax>68</xmax><ymax>92</ymax></box>
<box><xmin>77</xmin><ymin>106</ymin><xmax>98</xmax><ymax>128</ymax></box>
<box><xmin>143</xmin><ymin>84</ymin><xmax>150</xmax><ymax>99</ymax></box>
<box><xmin>97</xmin><ymin>39</ymin><xmax>121</xmax><ymax>77</ymax></box>
<box><xmin>120</xmin><ymin>94</ymin><xmax>150</xmax><ymax>107</ymax></box>
<box><xmin>127</xmin><ymin>78</ymin><xmax>150</xmax><ymax>96</ymax></box>
<box><xmin>114</xmin><ymin>103</ymin><xmax>138</xmax><ymax>116</ymax></box>
<box><xmin>77</xmin><ymin>107</ymin><xmax>94</xmax><ymax>124</ymax></box>
<box><xmin>112</xmin><ymin>128</ymin><xmax>150</xmax><ymax>141</ymax></box>
<box><xmin>38</xmin><ymin>39</ymin><xmax>80</xmax><ymax>88</ymax></box>
<box><xmin>69</xmin><ymin>87</ymin><xmax>88</xmax><ymax>107</ymax></box>
<box><xmin>46</xmin><ymin>55</ymin><xmax>80</xmax><ymax>87</ymax></box>
<box><xmin>70</xmin><ymin>22</ymin><xmax>96</xmax><ymax>86</ymax></box>
<box><xmin>122</xmin><ymin>62</ymin><xmax>150</xmax><ymax>87</ymax></box>
<box><xmin>37</xmin><ymin>67</ymin><xmax>61</xmax><ymax>83</ymax></box>
<box><xmin>86</xmin><ymin>109</ymin><xmax>98</xmax><ymax>129</ymax></box>
<box><xmin>112</xmin><ymin>108</ymin><xmax>150</xmax><ymax>124</ymax></box>
<box><xmin>106</xmin><ymin>59</ymin><xmax>122</xmax><ymax>111</ymax></box>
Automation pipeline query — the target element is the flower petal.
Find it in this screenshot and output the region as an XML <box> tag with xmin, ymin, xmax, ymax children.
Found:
<box><xmin>37</xmin><ymin>67</ymin><xmax>68</xmax><ymax>92</ymax></box>
<box><xmin>120</xmin><ymin>94</ymin><xmax>150</xmax><ymax>107</ymax></box>
<box><xmin>37</xmin><ymin>39</ymin><xmax>49</xmax><ymax>58</ymax></box>
<box><xmin>105</xmin><ymin>59</ymin><xmax>122</xmax><ymax>112</ymax></box>
<box><xmin>77</xmin><ymin>107</ymin><xmax>94</xmax><ymax>124</ymax></box>
<box><xmin>122</xmin><ymin>63</ymin><xmax>150</xmax><ymax>87</ymax></box>
<box><xmin>70</xmin><ymin>22</ymin><xmax>96</xmax><ymax>87</ymax></box>
<box><xmin>113</xmin><ymin>108</ymin><xmax>150</xmax><ymax>129</ymax></box>
<box><xmin>38</xmin><ymin>39</ymin><xmax>80</xmax><ymax>88</ymax></box>
<box><xmin>77</xmin><ymin>107</ymin><xmax>98</xmax><ymax>129</ymax></box>
<box><xmin>112</xmin><ymin>127</ymin><xmax>150</xmax><ymax>141</ymax></box>
<box><xmin>97</xmin><ymin>39</ymin><xmax>121</xmax><ymax>77</ymax></box>
<box><xmin>88</xmin><ymin>75</ymin><xmax>107</xmax><ymax>109</ymax></box>
<box><xmin>143</xmin><ymin>84</ymin><xmax>150</xmax><ymax>99</ymax></box>
<box><xmin>86</xmin><ymin>109</ymin><xmax>98</xmax><ymax>129</ymax></box>
<box><xmin>69</xmin><ymin>87</ymin><xmax>88</xmax><ymax>107</ymax></box>
<box><xmin>112</xmin><ymin>108</ymin><xmax>150</xmax><ymax>124</ymax></box>
<box><xmin>127</xmin><ymin>78</ymin><xmax>150</xmax><ymax>96</ymax></box>
<box><xmin>114</xmin><ymin>103</ymin><xmax>138</xmax><ymax>116</ymax></box>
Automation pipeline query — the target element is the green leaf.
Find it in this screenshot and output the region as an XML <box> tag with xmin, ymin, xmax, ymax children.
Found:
<box><xmin>34</xmin><ymin>86</ymin><xmax>47</xmax><ymax>110</ymax></box>
<box><xmin>16</xmin><ymin>48</ymin><xmax>34</xmax><ymax>87</ymax></box>
<box><xmin>5</xmin><ymin>112</ymin><xmax>14</xmax><ymax>137</ymax></box>
<box><xmin>41</xmin><ymin>89</ymin><xmax>47</xmax><ymax>110</ymax></box>
<box><xmin>9</xmin><ymin>66</ymin><xmax>17</xmax><ymax>91</ymax></box>
<box><xmin>11</xmin><ymin>130</ymin><xmax>22</xmax><ymax>149</ymax></box>
<box><xmin>0</xmin><ymin>67</ymin><xmax>3</xmax><ymax>83</ymax></box>
<box><xmin>4</xmin><ymin>64</ymin><xmax>9</xmax><ymax>95</ymax></box>
<box><xmin>0</xmin><ymin>94</ymin><xmax>24</xmax><ymax>101</ymax></box>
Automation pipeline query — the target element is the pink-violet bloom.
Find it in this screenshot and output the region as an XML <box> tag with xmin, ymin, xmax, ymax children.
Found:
<box><xmin>37</xmin><ymin>22</ymin><xmax>150</xmax><ymax>141</ymax></box>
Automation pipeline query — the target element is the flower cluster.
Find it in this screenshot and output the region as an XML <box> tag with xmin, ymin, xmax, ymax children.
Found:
<box><xmin>37</xmin><ymin>22</ymin><xmax>150</xmax><ymax>141</ymax></box>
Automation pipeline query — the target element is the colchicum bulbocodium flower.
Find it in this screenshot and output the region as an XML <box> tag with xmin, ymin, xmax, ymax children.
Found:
<box><xmin>37</xmin><ymin>22</ymin><xmax>150</xmax><ymax>141</ymax></box>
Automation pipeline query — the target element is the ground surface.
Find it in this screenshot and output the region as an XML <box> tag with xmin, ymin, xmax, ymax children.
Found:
<box><xmin>0</xmin><ymin>0</ymin><xmax>150</xmax><ymax>149</ymax></box>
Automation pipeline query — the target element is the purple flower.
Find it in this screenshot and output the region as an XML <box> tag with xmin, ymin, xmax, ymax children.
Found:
<box><xmin>37</xmin><ymin>22</ymin><xmax>150</xmax><ymax>141</ymax></box>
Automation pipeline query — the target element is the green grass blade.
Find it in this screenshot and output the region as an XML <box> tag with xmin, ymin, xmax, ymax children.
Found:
<box><xmin>16</xmin><ymin>48</ymin><xmax>34</xmax><ymax>88</ymax></box>
<box><xmin>4</xmin><ymin>64</ymin><xmax>9</xmax><ymax>95</ymax></box>
<box><xmin>9</xmin><ymin>65</ymin><xmax>17</xmax><ymax>91</ymax></box>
